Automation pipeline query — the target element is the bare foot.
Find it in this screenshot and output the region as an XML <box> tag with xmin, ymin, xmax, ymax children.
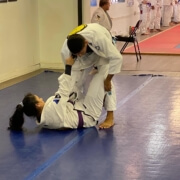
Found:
<box><xmin>99</xmin><ymin>119</ymin><xmax>114</xmax><ymax>129</ymax></box>
<box><xmin>99</xmin><ymin>111</ymin><xmax>114</xmax><ymax>129</ymax></box>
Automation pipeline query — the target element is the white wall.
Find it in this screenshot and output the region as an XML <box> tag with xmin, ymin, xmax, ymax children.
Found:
<box><xmin>0</xmin><ymin>0</ymin><xmax>78</xmax><ymax>84</ymax></box>
<box><xmin>38</xmin><ymin>0</ymin><xmax>78</xmax><ymax>69</ymax></box>
<box><xmin>0</xmin><ymin>0</ymin><xmax>39</xmax><ymax>84</ymax></box>
<box><xmin>83</xmin><ymin>0</ymin><xmax>91</xmax><ymax>23</ymax></box>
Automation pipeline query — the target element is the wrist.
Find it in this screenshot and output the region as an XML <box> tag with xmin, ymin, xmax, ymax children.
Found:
<box><xmin>65</xmin><ymin>65</ymin><xmax>72</xmax><ymax>75</ymax></box>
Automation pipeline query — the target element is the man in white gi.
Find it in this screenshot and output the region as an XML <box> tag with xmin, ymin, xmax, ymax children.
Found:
<box><xmin>91</xmin><ymin>0</ymin><xmax>112</xmax><ymax>32</ymax></box>
<box><xmin>162</xmin><ymin>0</ymin><xmax>175</xmax><ymax>26</ymax></box>
<box><xmin>138</xmin><ymin>0</ymin><xmax>152</xmax><ymax>35</ymax></box>
<box><xmin>61</xmin><ymin>23</ymin><xmax>123</xmax><ymax>129</ymax></box>
<box><xmin>173</xmin><ymin>0</ymin><xmax>180</xmax><ymax>23</ymax></box>
<box><xmin>149</xmin><ymin>0</ymin><xmax>163</xmax><ymax>32</ymax></box>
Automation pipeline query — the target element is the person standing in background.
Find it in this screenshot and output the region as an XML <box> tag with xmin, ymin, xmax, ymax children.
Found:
<box><xmin>138</xmin><ymin>0</ymin><xmax>151</xmax><ymax>35</ymax></box>
<box><xmin>149</xmin><ymin>0</ymin><xmax>163</xmax><ymax>32</ymax></box>
<box><xmin>173</xmin><ymin>0</ymin><xmax>180</xmax><ymax>24</ymax></box>
<box><xmin>162</xmin><ymin>0</ymin><xmax>175</xmax><ymax>26</ymax></box>
<box><xmin>91</xmin><ymin>0</ymin><xmax>112</xmax><ymax>32</ymax></box>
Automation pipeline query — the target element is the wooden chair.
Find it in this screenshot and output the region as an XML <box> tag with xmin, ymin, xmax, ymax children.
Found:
<box><xmin>115</xmin><ymin>20</ymin><xmax>142</xmax><ymax>62</ymax></box>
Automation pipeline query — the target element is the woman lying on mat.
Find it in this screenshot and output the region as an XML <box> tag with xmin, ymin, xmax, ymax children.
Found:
<box><xmin>8</xmin><ymin>57</ymin><xmax>109</xmax><ymax>131</ymax></box>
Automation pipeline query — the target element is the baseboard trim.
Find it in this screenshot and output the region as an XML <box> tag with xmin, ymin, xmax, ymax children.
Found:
<box><xmin>0</xmin><ymin>64</ymin><xmax>41</xmax><ymax>84</ymax></box>
<box><xmin>0</xmin><ymin>63</ymin><xmax>65</xmax><ymax>89</ymax></box>
<box><xmin>40</xmin><ymin>62</ymin><xmax>64</xmax><ymax>70</ymax></box>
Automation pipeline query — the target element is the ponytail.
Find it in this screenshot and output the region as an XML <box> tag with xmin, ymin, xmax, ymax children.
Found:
<box><xmin>8</xmin><ymin>93</ymin><xmax>38</xmax><ymax>131</ymax></box>
<box><xmin>8</xmin><ymin>104</ymin><xmax>24</xmax><ymax>131</ymax></box>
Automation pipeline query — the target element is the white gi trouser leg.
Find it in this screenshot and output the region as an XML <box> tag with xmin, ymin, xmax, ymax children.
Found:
<box><xmin>147</xmin><ymin>5</ymin><xmax>151</xmax><ymax>31</ymax></box>
<box><xmin>177</xmin><ymin>3</ymin><xmax>180</xmax><ymax>22</ymax></box>
<box><xmin>70</xmin><ymin>55</ymin><xmax>117</xmax><ymax>121</ymax></box>
<box><xmin>140</xmin><ymin>4</ymin><xmax>149</xmax><ymax>34</ymax></box>
<box><xmin>150</xmin><ymin>7</ymin><xmax>157</xmax><ymax>29</ymax></box>
<box><xmin>70</xmin><ymin>67</ymin><xmax>92</xmax><ymax>100</ymax></box>
<box><xmin>162</xmin><ymin>5</ymin><xmax>173</xmax><ymax>26</ymax></box>
<box><xmin>173</xmin><ymin>3</ymin><xmax>180</xmax><ymax>22</ymax></box>
<box><xmin>83</xmin><ymin>64</ymin><xmax>109</xmax><ymax>120</ymax></box>
<box><xmin>150</xmin><ymin>6</ymin><xmax>162</xmax><ymax>30</ymax></box>
<box><xmin>72</xmin><ymin>63</ymin><xmax>116</xmax><ymax>121</ymax></box>
<box><xmin>103</xmin><ymin>82</ymin><xmax>116</xmax><ymax>111</ymax></box>
<box><xmin>155</xmin><ymin>6</ymin><xmax>162</xmax><ymax>29</ymax></box>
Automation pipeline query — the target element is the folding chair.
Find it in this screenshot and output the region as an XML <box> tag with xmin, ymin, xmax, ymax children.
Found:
<box><xmin>115</xmin><ymin>20</ymin><xmax>142</xmax><ymax>62</ymax></box>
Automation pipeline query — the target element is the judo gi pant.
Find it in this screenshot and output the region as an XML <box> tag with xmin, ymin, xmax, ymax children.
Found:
<box><xmin>162</xmin><ymin>5</ymin><xmax>173</xmax><ymax>26</ymax></box>
<box><xmin>71</xmin><ymin>64</ymin><xmax>117</xmax><ymax>120</ymax></box>
<box><xmin>150</xmin><ymin>6</ymin><xmax>162</xmax><ymax>30</ymax></box>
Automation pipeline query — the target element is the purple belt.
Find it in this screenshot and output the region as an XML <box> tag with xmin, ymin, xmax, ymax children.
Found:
<box><xmin>68</xmin><ymin>100</ymin><xmax>83</xmax><ymax>128</ymax></box>
<box><xmin>77</xmin><ymin>110</ymin><xmax>83</xmax><ymax>128</ymax></box>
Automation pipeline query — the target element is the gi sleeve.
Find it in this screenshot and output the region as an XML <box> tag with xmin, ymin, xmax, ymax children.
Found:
<box><xmin>61</xmin><ymin>39</ymin><xmax>70</xmax><ymax>66</ymax></box>
<box><xmin>56</xmin><ymin>74</ymin><xmax>73</xmax><ymax>97</ymax></box>
<box><xmin>38</xmin><ymin>72</ymin><xmax>75</xmax><ymax>129</ymax></box>
<box><xmin>91</xmin><ymin>11</ymin><xmax>105</xmax><ymax>25</ymax></box>
<box><xmin>91</xmin><ymin>32</ymin><xmax>123</xmax><ymax>74</ymax></box>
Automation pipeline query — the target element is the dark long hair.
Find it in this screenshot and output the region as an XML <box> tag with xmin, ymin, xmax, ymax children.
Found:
<box><xmin>8</xmin><ymin>93</ymin><xmax>38</xmax><ymax>131</ymax></box>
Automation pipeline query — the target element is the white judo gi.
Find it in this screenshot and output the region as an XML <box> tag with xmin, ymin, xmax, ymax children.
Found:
<box><xmin>37</xmin><ymin>64</ymin><xmax>109</xmax><ymax>129</ymax></box>
<box><xmin>173</xmin><ymin>0</ymin><xmax>180</xmax><ymax>23</ymax></box>
<box><xmin>91</xmin><ymin>7</ymin><xmax>112</xmax><ymax>31</ymax></box>
<box><xmin>162</xmin><ymin>0</ymin><xmax>175</xmax><ymax>26</ymax></box>
<box><xmin>138</xmin><ymin>0</ymin><xmax>152</xmax><ymax>34</ymax></box>
<box><xmin>61</xmin><ymin>23</ymin><xmax>123</xmax><ymax>113</ymax></box>
<box><xmin>149</xmin><ymin>0</ymin><xmax>163</xmax><ymax>30</ymax></box>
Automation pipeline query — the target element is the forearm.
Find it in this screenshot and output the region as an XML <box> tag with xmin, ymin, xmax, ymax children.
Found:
<box><xmin>64</xmin><ymin>56</ymin><xmax>75</xmax><ymax>75</ymax></box>
<box><xmin>55</xmin><ymin>56</ymin><xmax>74</xmax><ymax>96</ymax></box>
<box><xmin>106</xmin><ymin>74</ymin><xmax>114</xmax><ymax>81</ymax></box>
